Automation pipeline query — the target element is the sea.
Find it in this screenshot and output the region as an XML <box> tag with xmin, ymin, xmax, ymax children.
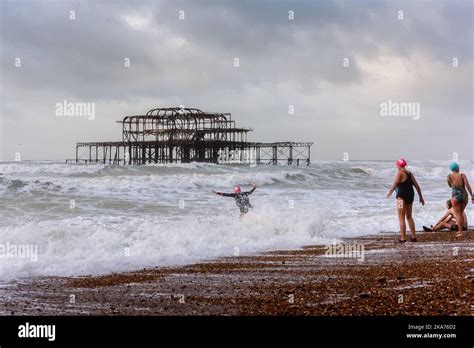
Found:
<box><xmin>0</xmin><ymin>160</ymin><xmax>472</xmax><ymax>279</ymax></box>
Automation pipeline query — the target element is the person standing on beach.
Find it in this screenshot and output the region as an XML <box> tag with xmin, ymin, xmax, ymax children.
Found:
<box><xmin>212</xmin><ymin>184</ymin><xmax>257</xmax><ymax>218</ymax></box>
<box><xmin>387</xmin><ymin>158</ymin><xmax>425</xmax><ymax>243</ymax></box>
<box><xmin>447</xmin><ymin>162</ymin><xmax>473</xmax><ymax>238</ymax></box>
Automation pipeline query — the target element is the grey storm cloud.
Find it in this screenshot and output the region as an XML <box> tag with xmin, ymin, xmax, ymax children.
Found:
<box><xmin>0</xmin><ymin>0</ymin><xmax>472</xmax><ymax>161</ymax></box>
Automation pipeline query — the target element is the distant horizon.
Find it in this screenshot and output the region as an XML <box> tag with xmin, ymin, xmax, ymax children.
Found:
<box><xmin>3</xmin><ymin>158</ymin><xmax>474</xmax><ymax>163</ymax></box>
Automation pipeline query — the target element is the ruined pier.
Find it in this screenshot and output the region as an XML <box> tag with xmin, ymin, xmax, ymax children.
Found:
<box><xmin>69</xmin><ymin>107</ymin><xmax>312</xmax><ymax>166</ymax></box>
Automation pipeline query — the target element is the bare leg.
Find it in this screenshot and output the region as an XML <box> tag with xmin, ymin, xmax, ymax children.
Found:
<box><xmin>397</xmin><ymin>199</ymin><xmax>407</xmax><ymax>241</ymax></box>
<box><xmin>451</xmin><ymin>198</ymin><xmax>464</xmax><ymax>238</ymax></box>
<box><xmin>433</xmin><ymin>221</ymin><xmax>453</xmax><ymax>231</ymax></box>
<box><xmin>405</xmin><ymin>202</ymin><xmax>416</xmax><ymax>238</ymax></box>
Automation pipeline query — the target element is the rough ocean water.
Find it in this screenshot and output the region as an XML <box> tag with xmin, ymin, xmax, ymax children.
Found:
<box><xmin>0</xmin><ymin>160</ymin><xmax>472</xmax><ymax>279</ymax></box>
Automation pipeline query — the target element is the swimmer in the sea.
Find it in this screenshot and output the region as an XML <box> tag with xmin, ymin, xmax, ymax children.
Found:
<box><xmin>212</xmin><ymin>184</ymin><xmax>257</xmax><ymax>218</ymax></box>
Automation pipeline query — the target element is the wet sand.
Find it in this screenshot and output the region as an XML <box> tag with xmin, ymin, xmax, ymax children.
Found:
<box><xmin>0</xmin><ymin>231</ymin><xmax>473</xmax><ymax>316</ymax></box>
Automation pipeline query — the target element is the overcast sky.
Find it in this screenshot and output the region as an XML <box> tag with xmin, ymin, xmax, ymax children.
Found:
<box><xmin>0</xmin><ymin>0</ymin><xmax>472</xmax><ymax>161</ymax></box>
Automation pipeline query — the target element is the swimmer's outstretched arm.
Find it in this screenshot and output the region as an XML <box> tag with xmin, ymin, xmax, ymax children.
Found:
<box><xmin>411</xmin><ymin>174</ymin><xmax>425</xmax><ymax>205</ymax></box>
<box><xmin>244</xmin><ymin>184</ymin><xmax>257</xmax><ymax>195</ymax></box>
<box><xmin>212</xmin><ymin>190</ymin><xmax>235</xmax><ymax>197</ymax></box>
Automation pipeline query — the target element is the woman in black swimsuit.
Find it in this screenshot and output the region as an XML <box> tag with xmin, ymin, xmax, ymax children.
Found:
<box><xmin>387</xmin><ymin>159</ymin><xmax>425</xmax><ymax>243</ymax></box>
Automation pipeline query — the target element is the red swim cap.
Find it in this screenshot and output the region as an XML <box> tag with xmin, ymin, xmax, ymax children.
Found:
<box><xmin>396</xmin><ymin>158</ymin><xmax>407</xmax><ymax>168</ymax></box>
<box><xmin>234</xmin><ymin>186</ymin><xmax>241</xmax><ymax>193</ymax></box>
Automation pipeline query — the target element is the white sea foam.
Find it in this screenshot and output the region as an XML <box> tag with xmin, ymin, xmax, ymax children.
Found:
<box><xmin>0</xmin><ymin>207</ymin><xmax>339</xmax><ymax>279</ymax></box>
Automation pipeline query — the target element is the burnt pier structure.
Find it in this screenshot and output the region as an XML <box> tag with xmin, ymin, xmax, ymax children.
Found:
<box><xmin>70</xmin><ymin>107</ymin><xmax>313</xmax><ymax>166</ymax></box>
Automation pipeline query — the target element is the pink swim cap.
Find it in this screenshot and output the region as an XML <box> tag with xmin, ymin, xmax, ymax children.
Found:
<box><xmin>233</xmin><ymin>186</ymin><xmax>241</xmax><ymax>193</ymax></box>
<box><xmin>396</xmin><ymin>158</ymin><xmax>407</xmax><ymax>168</ymax></box>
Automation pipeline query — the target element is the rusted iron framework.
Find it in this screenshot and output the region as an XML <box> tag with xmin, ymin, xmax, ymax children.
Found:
<box><xmin>69</xmin><ymin>107</ymin><xmax>312</xmax><ymax>166</ymax></box>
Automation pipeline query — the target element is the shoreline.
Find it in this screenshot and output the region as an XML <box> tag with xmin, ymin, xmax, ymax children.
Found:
<box><xmin>0</xmin><ymin>231</ymin><xmax>472</xmax><ymax>316</ymax></box>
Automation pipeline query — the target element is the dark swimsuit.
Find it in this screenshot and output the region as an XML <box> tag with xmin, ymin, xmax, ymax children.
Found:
<box><xmin>395</xmin><ymin>170</ymin><xmax>415</xmax><ymax>204</ymax></box>
<box><xmin>217</xmin><ymin>187</ymin><xmax>256</xmax><ymax>214</ymax></box>
<box><xmin>450</xmin><ymin>175</ymin><xmax>468</xmax><ymax>204</ymax></box>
